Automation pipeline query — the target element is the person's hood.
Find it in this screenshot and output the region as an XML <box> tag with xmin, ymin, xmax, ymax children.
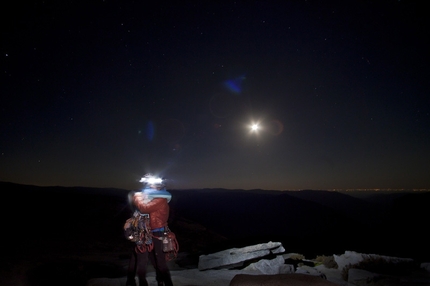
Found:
<box><xmin>142</xmin><ymin>188</ymin><xmax>172</xmax><ymax>203</ymax></box>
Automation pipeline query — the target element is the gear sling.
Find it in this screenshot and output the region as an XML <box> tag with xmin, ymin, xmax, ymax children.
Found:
<box><xmin>124</xmin><ymin>210</ymin><xmax>179</xmax><ymax>261</ymax></box>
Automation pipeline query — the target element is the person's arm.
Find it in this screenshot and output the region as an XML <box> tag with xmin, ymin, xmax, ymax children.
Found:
<box><xmin>133</xmin><ymin>193</ymin><xmax>165</xmax><ymax>213</ymax></box>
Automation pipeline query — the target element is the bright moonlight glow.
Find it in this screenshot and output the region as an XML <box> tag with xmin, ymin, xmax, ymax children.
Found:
<box><xmin>250</xmin><ymin>123</ymin><xmax>260</xmax><ymax>132</ymax></box>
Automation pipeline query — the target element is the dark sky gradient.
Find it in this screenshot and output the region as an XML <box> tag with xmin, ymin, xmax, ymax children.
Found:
<box><xmin>2</xmin><ymin>1</ymin><xmax>429</xmax><ymax>191</ymax></box>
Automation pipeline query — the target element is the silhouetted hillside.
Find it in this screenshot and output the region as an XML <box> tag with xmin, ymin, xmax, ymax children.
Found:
<box><xmin>1</xmin><ymin>182</ymin><xmax>429</xmax><ymax>262</ymax></box>
<box><xmin>284</xmin><ymin>189</ymin><xmax>387</xmax><ymax>227</ymax></box>
<box><xmin>169</xmin><ymin>189</ymin><xmax>368</xmax><ymax>248</ymax></box>
<box><xmin>0</xmin><ymin>182</ymin><xmax>131</xmax><ymax>260</ymax></box>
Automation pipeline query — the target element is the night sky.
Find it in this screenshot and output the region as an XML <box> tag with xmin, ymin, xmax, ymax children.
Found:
<box><xmin>2</xmin><ymin>1</ymin><xmax>429</xmax><ymax>191</ymax></box>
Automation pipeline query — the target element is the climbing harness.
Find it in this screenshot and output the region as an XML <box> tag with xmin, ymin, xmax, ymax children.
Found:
<box><xmin>153</xmin><ymin>225</ymin><xmax>180</xmax><ymax>261</ymax></box>
<box><xmin>124</xmin><ymin>211</ymin><xmax>179</xmax><ymax>261</ymax></box>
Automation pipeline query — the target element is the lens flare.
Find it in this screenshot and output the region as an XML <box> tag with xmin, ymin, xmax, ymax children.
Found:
<box><xmin>223</xmin><ymin>75</ymin><xmax>246</xmax><ymax>94</ymax></box>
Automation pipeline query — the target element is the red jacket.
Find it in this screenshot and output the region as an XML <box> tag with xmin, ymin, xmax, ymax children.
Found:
<box><xmin>133</xmin><ymin>193</ymin><xmax>169</xmax><ymax>229</ymax></box>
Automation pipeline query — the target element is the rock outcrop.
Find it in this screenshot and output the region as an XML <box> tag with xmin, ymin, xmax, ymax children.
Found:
<box><xmin>198</xmin><ymin>242</ymin><xmax>430</xmax><ymax>286</ymax></box>
<box><xmin>198</xmin><ymin>241</ymin><xmax>283</xmax><ymax>270</ymax></box>
<box><xmin>333</xmin><ymin>250</ymin><xmax>414</xmax><ymax>272</ymax></box>
<box><xmin>87</xmin><ymin>242</ymin><xmax>430</xmax><ymax>286</ymax></box>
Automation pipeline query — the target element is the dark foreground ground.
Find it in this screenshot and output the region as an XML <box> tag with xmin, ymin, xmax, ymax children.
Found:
<box><xmin>1</xmin><ymin>182</ymin><xmax>429</xmax><ymax>286</ymax></box>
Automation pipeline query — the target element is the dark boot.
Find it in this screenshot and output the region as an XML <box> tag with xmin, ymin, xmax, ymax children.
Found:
<box><xmin>161</xmin><ymin>273</ymin><xmax>173</xmax><ymax>286</ymax></box>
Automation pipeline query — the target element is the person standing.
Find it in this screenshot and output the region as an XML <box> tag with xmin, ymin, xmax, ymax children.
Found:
<box><xmin>126</xmin><ymin>174</ymin><xmax>174</xmax><ymax>286</ymax></box>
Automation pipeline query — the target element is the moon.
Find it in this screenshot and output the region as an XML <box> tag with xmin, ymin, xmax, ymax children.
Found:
<box><xmin>250</xmin><ymin>123</ymin><xmax>260</xmax><ymax>132</ymax></box>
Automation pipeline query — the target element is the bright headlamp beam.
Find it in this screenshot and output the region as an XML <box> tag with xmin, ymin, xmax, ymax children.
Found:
<box><xmin>139</xmin><ymin>176</ymin><xmax>163</xmax><ymax>184</ymax></box>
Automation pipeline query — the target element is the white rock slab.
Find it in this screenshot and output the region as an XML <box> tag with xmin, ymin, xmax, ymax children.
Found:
<box><xmin>198</xmin><ymin>241</ymin><xmax>282</xmax><ymax>270</ymax></box>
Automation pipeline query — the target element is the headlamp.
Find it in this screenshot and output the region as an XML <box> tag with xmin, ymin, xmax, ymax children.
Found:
<box><xmin>139</xmin><ymin>174</ymin><xmax>163</xmax><ymax>185</ymax></box>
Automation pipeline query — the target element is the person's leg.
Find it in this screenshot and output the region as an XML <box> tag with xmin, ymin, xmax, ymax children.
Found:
<box><xmin>135</xmin><ymin>249</ymin><xmax>150</xmax><ymax>286</ymax></box>
<box><xmin>126</xmin><ymin>250</ymin><xmax>138</xmax><ymax>286</ymax></box>
<box><xmin>149</xmin><ymin>249</ymin><xmax>163</xmax><ymax>286</ymax></box>
<box><xmin>152</xmin><ymin>233</ymin><xmax>173</xmax><ymax>286</ymax></box>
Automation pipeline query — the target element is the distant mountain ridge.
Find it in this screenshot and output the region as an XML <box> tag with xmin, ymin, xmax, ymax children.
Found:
<box><xmin>1</xmin><ymin>182</ymin><xmax>429</xmax><ymax>262</ymax></box>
